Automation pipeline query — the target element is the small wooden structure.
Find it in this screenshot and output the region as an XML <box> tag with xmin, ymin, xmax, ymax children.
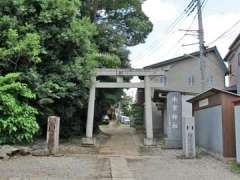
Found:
<box><xmin>188</xmin><ymin>88</ymin><xmax>240</xmax><ymax>158</ymax></box>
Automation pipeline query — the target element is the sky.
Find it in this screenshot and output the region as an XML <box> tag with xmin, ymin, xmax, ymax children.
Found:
<box><xmin>128</xmin><ymin>0</ymin><xmax>240</xmax><ymax>68</ymax></box>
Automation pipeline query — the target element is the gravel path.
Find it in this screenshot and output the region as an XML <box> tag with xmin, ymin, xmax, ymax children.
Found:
<box><xmin>0</xmin><ymin>155</ymin><xmax>111</xmax><ymax>180</ymax></box>
<box><xmin>98</xmin><ymin>122</ymin><xmax>139</xmax><ymax>156</ymax></box>
<box><xmin>0</xmin><ymin>121</ymin><xmax>240</xmax><ymax>180</ymax></box>
<box><xmin>128</xmin><ymin>150</ymin><xmax>240</xmax><ymax>180</ymax></box>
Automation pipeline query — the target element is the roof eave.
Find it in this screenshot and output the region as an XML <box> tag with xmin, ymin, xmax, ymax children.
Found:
<box><xmin>145</xmin><ymin>46</ymin><xmax>227</xmax><ymax>74</ymax></box>
<box><xmin>224</xmin><ymin>33</ymin><xmax>240</xmax><ymax>61</ymax></box>
<box><xmin>187</xmin><ymin>88</ymin><xmax>240</xmax><ymax>103</ymax></box>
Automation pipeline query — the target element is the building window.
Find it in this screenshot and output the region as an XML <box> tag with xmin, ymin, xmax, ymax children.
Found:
<box><xmin>229</xmin><ymin>64</ymin><xmax>232</xmax><ymax>74</ymax></box>
<box><xmin>160</xmin><ymin>75</ymin><xmax>167</xmax><ymax>86</ymax></box>
<box><xmin>188</xmin><ymin>75</ymin><xmax>194</xmax><ymax>86</ymax></box>
<box><xmin>208</xmin><ymin>75</ymin><xmax>214</xmax><ymax>87</ymax></box>
<box><xmin>238</xmin><ymin>53</ymin><xmax>240</xmax><ymax>66</ymax></box>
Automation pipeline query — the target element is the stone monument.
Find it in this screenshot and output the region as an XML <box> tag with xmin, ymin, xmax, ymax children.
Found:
<box><xmin>165</xmin><ymin>92</ymin><xmax>182</xmax><ymax>148</ymax></box>
<box><xmin>182</xmin><ymin>117</ymin><xmax>196</xmax><ymax>158</ymax></box>
<box><xmin>47</xmin><ymin>116</ymin><xmax>60</xmax><ymax>154</ymax></box>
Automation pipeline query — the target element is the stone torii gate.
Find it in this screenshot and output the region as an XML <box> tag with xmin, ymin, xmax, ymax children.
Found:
<box><xmin>83</xmin><ymin>68</ymin><xmax>167</xmax><ymax>146</ymax></box>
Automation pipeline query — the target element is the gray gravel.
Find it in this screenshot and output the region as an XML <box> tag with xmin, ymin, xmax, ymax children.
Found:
<box><xmin>128</xmin><ymin>149</ymin><xmax>240</xmax><ymax>180</ymax></box>
<box><xmin>1</xmin><ymin>123</ymin><xmax>240</xmax><ymax>180</ymax></box>
<box><xmin>0</xmin><ymin>155</ymin><xmax>111</xmax><ymax>180</ymax></box>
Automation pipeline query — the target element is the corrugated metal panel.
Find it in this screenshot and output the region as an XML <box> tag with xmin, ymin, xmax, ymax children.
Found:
<box><xmin>195</xmin><ymin>105</ymin><xmax>223</xmax><ymax>155</ymax></box>
<box><xmin>235</xmin><ymin>105</ymin><xmax>240</xmax><ymax>163</ymax></box>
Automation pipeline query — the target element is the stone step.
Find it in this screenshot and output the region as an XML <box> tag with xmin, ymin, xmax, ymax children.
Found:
<box><xmin>110</xmin><ymin>157</ymin><xmax>135</xmax><ymax>180</ymax></box>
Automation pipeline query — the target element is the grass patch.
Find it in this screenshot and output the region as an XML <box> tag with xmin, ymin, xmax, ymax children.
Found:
<box><xmin>99</xmin><ymin>124</ymin><xmax>109</xmax><ymax>128</ymax></box>
<box><xmin>230</xmin><ymin>161</ymin><xmax>240</xmax><ymax>174</ymax></box>
<box><xmin>134</xmin><ymin>124</ymin><xmax>144</xmax><ymax>129</ymax></box>
<box><xmin>115</xmin><ymin>120</ymin><xmax>121</xmax><ymax>127</ymax></box>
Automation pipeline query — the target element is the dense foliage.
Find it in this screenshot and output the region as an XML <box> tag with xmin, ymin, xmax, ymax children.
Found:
<box><xmin>0</xmin><ymin>0</ymin><xmax>152</xmax><ymax>140</ymax></box>
<box><xmin>120</xmin><ymin>94</ymin><xmax>133</xmax><ymax>117</ymax></box>
<box><xmin>131</xmin><ymin>104</ymin><xmax>144</xmax><ymax>128</ymax></box>
<box><xmin>0</xmin><ymin>73</ymin><xmax>38</xmax><ymax>144</ymax></box>
<box><xmin>82</xmin><ymin>0</ymin><xmax>152</xmax><ymax>130</ymax></box>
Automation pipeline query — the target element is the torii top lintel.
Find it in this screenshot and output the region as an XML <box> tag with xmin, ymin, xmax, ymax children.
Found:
<box><xmin>95</xmin><ymin>68</ymin><xmax>165</xmax><ymax>76</ymax></box>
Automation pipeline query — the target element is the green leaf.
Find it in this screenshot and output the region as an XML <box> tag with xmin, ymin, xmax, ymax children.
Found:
<box><xmin>38</xmin><ymin>98</ymin><xmax>54</xmax><ymax>105</ymax></box>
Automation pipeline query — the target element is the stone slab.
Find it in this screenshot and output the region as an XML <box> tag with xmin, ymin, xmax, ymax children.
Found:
<box><xmin>144</xmin><ymin>138</ymin><xmax>156</xmax><ymax>146</ymax></box>
<box><xmin>0</xmin><ymin>146</ymin><xmax>18</xmax><ymax>160</ymax></box>
<box><xmin>164</xmin><ymin>139</ymin><xmax>182</xmax><ymax>149</ymax></box>
<box><xmin>81</xmin><ymin>137</ymin><xmax>96</xmax><ymax>146</ymax></box>
<box><xmin>110</xmin><ymin>157</ymin><xmax>134</xmax><ymax>179</ymax></box>
<box><xmin>0</xmin><ymin>146</ymin><xmax>31</xmax><ymax>160</ymax></box>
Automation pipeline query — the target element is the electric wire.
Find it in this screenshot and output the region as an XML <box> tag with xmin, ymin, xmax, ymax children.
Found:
<box><xmin>207</xmin><ymin>19</ymin><xmax>240</xmax><ymax>46</ymax></box>
<box><xmin>132</xmin><ymin>0</ymin><xmax>197</xmax><ymax>62</ymax></box>
<box><xmin>147</xmin><ymin>0</ymin><xmax>207</xmax><ymax>61</ymax></box>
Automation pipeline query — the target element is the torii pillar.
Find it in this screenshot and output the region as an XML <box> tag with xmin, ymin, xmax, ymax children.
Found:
<box><xmin>144</xmin><ymin>76</ymin><xmax>155</xmax><ymax>146</ymax></box>
<box><xmin>82</xmin><ymin>77</ymin><xmax>96</xmax><ymax>145</ymax></box>
<box><xmin>82</xmin><ymin>68</ymin><xmax>162</xmax><ymax>146</ymax></box>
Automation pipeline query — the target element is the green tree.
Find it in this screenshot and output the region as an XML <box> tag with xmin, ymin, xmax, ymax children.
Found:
<box><xmin>131</xmin><ymin>104</ymin><xmax>144</xmax><ymax>128</ymax></box>
<box><xmin>120</xmin><ymin>94</ymin><xmax>133</xmax><ymax>117</ymax></box>
<box><xmin>0</xmin><ymin>73</ymin><xmax>39</xmax><ymax>144</ymax></box>
<box><xmin>81</xmin><ymin>0</ymin><xmax>152</xmax><ymax>67</ymax></box>
<box><xmin>81</xmin><ymin>0</ymin><xmax>152</xmax><ymax>129</ymax></box>
<box><xmin>0</xmin><ymin>0</ymin><xmax>152</xmax><ymax>137</ymax></box>
<box><xmin>0</xmin><ymin>0</ymin><xmax>97</xmax><ymax>136</ymax></box>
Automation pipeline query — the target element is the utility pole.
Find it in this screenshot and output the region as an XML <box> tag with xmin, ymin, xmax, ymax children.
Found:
<box><xmin>197</xmin><ymin>0</ymin><xmax>206</xmax><ymax>92</ymax></box>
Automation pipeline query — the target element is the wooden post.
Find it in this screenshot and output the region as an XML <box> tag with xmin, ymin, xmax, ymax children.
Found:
<box><xmin>47</xmin><ymin>116</ymin><xmax>60</xmax><ymax>154</ymax></box>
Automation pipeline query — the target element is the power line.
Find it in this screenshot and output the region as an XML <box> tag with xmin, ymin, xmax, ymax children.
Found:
<box><xmin>133</xmin><ymin>15</ymin><xmax>186</xmax><ymax>60</ymax></box>
<box><xmin>159</xmin><ymin>11</ymin><xmax>199</xmax><ymax>60</ymax></box>
<box><xmin>146</xmin><ymin>0</ymin><xmax>207</xmax><ymax>61</ymax></box>
<box><xmin>132</xmin><ymin>0</ymin><xmax>197</xmax><ymax>62</ymax></box>
<box><xmin>185</xmin><ymin>0</ymin><xmax>198</xmax><ymax>16</ymax></box>
<box><xmin>207</xmin><ymin>19</ymin><xmax>240</xmax><ymax>46</ymax></box>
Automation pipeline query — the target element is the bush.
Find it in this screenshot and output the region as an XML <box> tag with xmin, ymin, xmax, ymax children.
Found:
<box><xmin>131</xmin><ymin>104</ymin><xmax>144</xmax><ymax>128</ymax></box>
<box><xmin>0</xmin><ymin>73</ymin><xmax>39</xmax><ymax>144</ymax></box>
